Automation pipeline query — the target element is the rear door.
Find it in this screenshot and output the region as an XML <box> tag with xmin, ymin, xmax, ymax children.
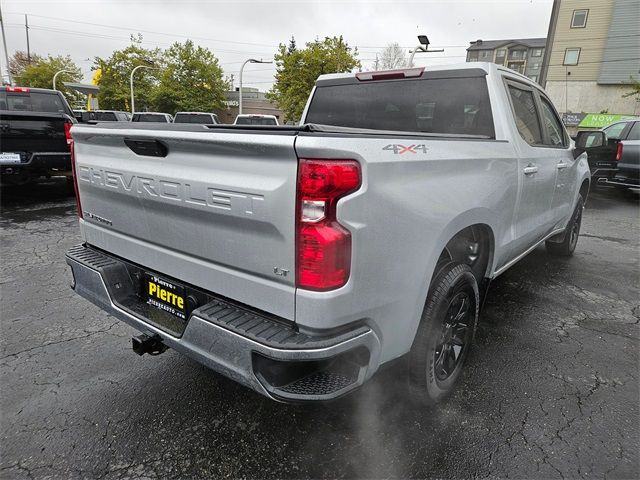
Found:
<box><xmin>504</xmin><ymin>80</ymin><xmax>558</xmax><ymax>254</ymax></box>
<box><xmin>537</xmin><ymin>93</ymin><xmax>575</xmax><ymax>224</ymax></box>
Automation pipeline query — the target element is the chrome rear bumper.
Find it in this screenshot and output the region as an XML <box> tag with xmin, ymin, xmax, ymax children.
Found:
<box><xmin>66</xmin><ymin>244</ymin><xmax>381</xmax><ymax>402</ymax></box>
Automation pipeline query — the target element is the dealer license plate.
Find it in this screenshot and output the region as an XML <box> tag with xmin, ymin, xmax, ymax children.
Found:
<box><xmin>144</xmin><ymin>274</ymin><xmax>187</xmax><ymax>320</ymax></box>
<box><xmin>0</xmin><ymin>153</ymin><xmax>21</xmax><ymax>164</ymax></box>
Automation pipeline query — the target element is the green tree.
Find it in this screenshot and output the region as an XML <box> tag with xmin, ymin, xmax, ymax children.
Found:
<box><xmin>14</xmin><ymin>54</ymin><xmax>82</xmax><ymax>103</ymax></box>
<box><xmin>94</xmin><ymin>34</ymin><xmax>161</xmax><ymax>111</ymax></box>
<box><xmin>622</xmin><ymin>77</ymin><xmax>640</xmax><ymax>100</ymax></box>
<box><xmin>150</xmin><ymin>40</ymin><xmax>227</xmax><ymax>114</ymax></box>
<box><xmin>268</xmin><ymin>36</ymin><xmax>360</xmax><ymax>122</ymax></box>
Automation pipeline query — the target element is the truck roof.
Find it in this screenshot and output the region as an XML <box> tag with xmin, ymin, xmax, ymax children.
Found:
<box><xmin>316</xmin><ymin>62</ymin><xmax>536</xmax><ymax>86</ymax></box>
<box><xmin>175</xmin><ymin>112</ymin><xmax>217</xmax><ymax>115</ymax></box>
<box><xmin>0</xmin><ymin>86</ymin><xmax>62</xmax><ymax>94</ymax></box>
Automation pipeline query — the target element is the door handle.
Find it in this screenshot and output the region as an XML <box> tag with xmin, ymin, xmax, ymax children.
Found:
<box><xmin>523</xmin><ymin>165</ymin><xmax>538</xmax><ymax>175</ymax></box>
<box><xmin>557</xmin><ymin>162</ymin><xmax>568</xmax><ymax>170</ymax></box>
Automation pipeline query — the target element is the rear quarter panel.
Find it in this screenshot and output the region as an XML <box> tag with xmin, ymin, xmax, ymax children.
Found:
<box><xmin>294</xmin><ymin>134</ymin><xmax>519</xmax><ymax>362</ymax></box>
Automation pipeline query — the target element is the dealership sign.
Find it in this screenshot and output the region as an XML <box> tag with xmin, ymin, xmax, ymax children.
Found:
<box><xmin>561</xmin><ymin>113</ymin><xmax>586</xmax><ymax>126</ymax></box>
<box><xmin>577</xmin><ymin>113</ymin><xmax>635</xmax><ymax>128</ymax></box>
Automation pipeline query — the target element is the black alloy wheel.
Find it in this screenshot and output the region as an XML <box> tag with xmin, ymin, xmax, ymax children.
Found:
<box><xmin>434</xmin><ymin>291</ymin><xmax>472</xmax><ymax>382</ymax></box>
<box><xmin>409</xmin><ymin>262</ymin><xmax>479</xmax><ymax>406</ymax></box>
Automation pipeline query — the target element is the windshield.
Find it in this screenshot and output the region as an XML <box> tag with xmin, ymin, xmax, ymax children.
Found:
<box><xmin>82</xmin><ymin>111</ymin><xmax>117</xmax><ymax>121</ymax></box>
<box><xmin>235</xmin><ymin>116</ymin><xmax>277</xmax><ymax>125</ymax></box>
<box><xmin>0</xmin><ymin>91</ymin><xmax>71</xmax><ymax>115</ymax></box>
<box><xmin>305</xmin><ymin>75</ymin><xmax>494</xmax><ymax>138</ymax></box>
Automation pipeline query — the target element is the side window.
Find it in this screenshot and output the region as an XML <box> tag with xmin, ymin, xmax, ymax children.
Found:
<box><xmin>507</xmin><ymin>85</ymin><xmax>543</xmax><ymax>145</ymax></box>
<box><xmin>603</xmin><ymin>122</ymin><xmax>627</xmax><ymax>140</ymax></box>
<box><xmin>627</xmin><ymin>122</ymin><xmax>640</xmax><ymax>141</ymax></box>
<box><xmin>539</xmin><ymin>96</ymin><xmax>566</xmax><ymax>147</ymax></box>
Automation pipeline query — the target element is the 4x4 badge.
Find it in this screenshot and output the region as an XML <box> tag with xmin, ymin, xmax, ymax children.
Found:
<box><xmin>383</xmin><ymin>144</ymin><xmax>428</xmax><ymax>154</ymax></box>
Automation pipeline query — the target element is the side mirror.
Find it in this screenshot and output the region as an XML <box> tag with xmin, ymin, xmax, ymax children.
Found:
<box><xmin>575</xmin><ymin>130</ymin><xmax>606</xmax><ymax>149</ymax></box>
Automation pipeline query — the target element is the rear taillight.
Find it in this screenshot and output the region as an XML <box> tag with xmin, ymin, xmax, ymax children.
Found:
<box><xmin>615</xmin><ymin>142</ymin><xmax>623</xmax><ymax>161</ymax></box>
<box><xmin>296</xmin><ymin>159</ymin><xmax>361</xmax><ymax>291</ymax></box>
<box><xmin>70</xmin><ymin>138</ymin><xmax>83</xmax><ymax>218</ymax></box>
<box><xmin>64</xmin><ymin>121</ymin><xmax>73</xmax><ymax>146</ymax></box>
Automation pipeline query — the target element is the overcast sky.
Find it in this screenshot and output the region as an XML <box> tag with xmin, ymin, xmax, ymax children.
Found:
<box><xmin>1</xmin><ymin>0</ymin><xmax>553</xmax><ymax>90</ymax></box>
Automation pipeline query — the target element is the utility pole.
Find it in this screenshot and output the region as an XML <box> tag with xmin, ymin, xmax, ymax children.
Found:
<box><xmin>0</xmin><ymin>3</ymin><xmax>11</xmax><ymax>84</ymax></box>
<box><xmin>25</xmin><ymin>14</ymin><xmax>30</xmax><ymax>63</ymax></box>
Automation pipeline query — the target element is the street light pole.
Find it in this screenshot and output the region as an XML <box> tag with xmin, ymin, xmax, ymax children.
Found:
<box><xmin>53</xmin><ymin>69</ymin><xmax>74</xmax><ymax>91</ymax></box>
<box><xmin>239</xmin><ymin>58</ymin><xmax>272</xmax><ymax>115</ymax></box>
<box><xmin>130</xmin><ymin>64</ymin><xmax>156</xmax><ymax>114</ymax></box>
<box><xmin>407</xmin><ymin>35</ymin><xmax>444</xmax><ymax>67</ymax></box>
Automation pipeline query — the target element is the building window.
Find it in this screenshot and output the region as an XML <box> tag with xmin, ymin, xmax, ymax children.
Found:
<box><xmin>507</xmin><ymin>62</ymin><xmax>525</xmax><ymax>74</ymax></box>
<box><xmin>563</xmin><ymin>48</ymin><xmax>581</xmax><ymax>65</ymax></box>
<box><xmin>496</xmin><ymin>49</ymin><xmax>506</xmax><ymax>57</ymax></box>
<box><xmin>480</xmin><ymin>50</ymin><xmax>490</xmax><ymax>59</ymax></box>
<box><xmin>531</xmin><ymin>62</ymin><xmax>540</xmax><ymax>70</ymax></box>
<box><xmin>531</xmin><ymin>48</ymin><xmax>543</xmax><ymax>57</ymax></box>
<box><xmin>528</xmin><ymin>75</ymin><xmax>538</xmax><ymax>83</ymax></box>
<box><xmin>571</xmin><ymin>9</ymin><xmax>589</xmax><ymax>28</ymax></box>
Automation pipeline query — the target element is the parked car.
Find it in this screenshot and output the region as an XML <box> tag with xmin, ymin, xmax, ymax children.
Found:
<box><xmin>80</xmin><ymin>110</ymin><xmax>131</xmax><ymax>123</ymax></box>
<box><xmin>131</xmin><ymin>112</ymin><xmax>173</xmax><ymax>123</ymax></box>
<box><xmin>0</xmin><ymin>86</ymin><xmax>75</xmax><ymax>185</ymax></box>
<box><xmin>173</xmin><ymin>112</ymin><xmax>219</xmax><ymax>124</ymax></box>
<box><xmin>576</xmin><ymin>118</ymin><xmax>640</xmax><ymax>189</ymax></box>
<box><xmin>234</xmin><ymin>114</ymin><xmax>279</xmax><ymax>126</ymax></box>
<box><xmin>66</xmin><ymin>63</ymin><xmax>590</xmax><ymax>404</ymax></box>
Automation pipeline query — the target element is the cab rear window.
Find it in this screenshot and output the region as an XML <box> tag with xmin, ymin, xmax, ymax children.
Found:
<box><xmin>236</xmin><ymin>117</ymin><xmax>278</xmax><ymax>126</ymax></box>
<box><xmin>174</xmin><ymin>114</ymin><xmax>214</xmax><ymax>124</ymax></box>
<box><xmin>0</xmin><ymin>91</ymin><xmax>68</xmax><ymax>114</ymax></box>
<box><xmin>305</xmin><ymin>76</ymin><xmax>495</xmax><ymax>138</ymax></box>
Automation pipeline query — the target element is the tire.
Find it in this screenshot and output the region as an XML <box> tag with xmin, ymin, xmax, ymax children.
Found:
<box><xmin>408</xmin><ymin>262</ymin><xmax>479</xmax><ymax>406</ymax></box>
<box><xmin>545</xmin><ymin>195</ymin><xmax>584</xmax><ymax>256</ymax></box>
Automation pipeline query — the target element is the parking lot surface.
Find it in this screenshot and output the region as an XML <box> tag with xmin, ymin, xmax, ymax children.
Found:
<box><xmin>1</xmin><ymin>180</ymin><xmax>638</xmax><ymax>479</ymax></box>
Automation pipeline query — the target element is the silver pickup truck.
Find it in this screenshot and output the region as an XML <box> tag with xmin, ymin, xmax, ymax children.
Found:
<box><xmin>66</xmin><ymin>63</ymin><xmax>590</xmax><ymax>404</ymax></box>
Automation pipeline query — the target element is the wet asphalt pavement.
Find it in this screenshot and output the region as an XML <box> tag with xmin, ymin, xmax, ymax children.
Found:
<box><xmin>1</xmin><ymin>179</ymin><xmax>638</xmax><ymax>479</ymax></box>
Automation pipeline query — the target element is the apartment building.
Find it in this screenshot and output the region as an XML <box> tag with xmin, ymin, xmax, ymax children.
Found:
<box><xmin>466</xmin><ymin>38</ymin><xmax>547</xmax><ymax>83</ymax></box>
<box><xmin>541</xmin><ymin>0</ymin><xmax>640</xmax><ymax>131</ymax></box>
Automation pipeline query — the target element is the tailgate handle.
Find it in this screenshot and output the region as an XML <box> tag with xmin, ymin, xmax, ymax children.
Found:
<box><xmin>124</xmin><ymin>138</ymin><xmax>168</xmax><ymax>157</ymax></box>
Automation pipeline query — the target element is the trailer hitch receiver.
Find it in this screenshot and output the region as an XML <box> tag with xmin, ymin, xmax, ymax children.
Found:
<box><xmin>132</xmin><ymin>334</ymin><xmax>168</xmax><ymax>356</ymax></box>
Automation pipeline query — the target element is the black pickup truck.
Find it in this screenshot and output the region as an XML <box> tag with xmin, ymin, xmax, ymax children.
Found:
<box><xmin>0</xmin><ymin>86</ymin><xmax>76</xmax><ymax>185</ymax></box>
<box><xmin>576</xmin><ymin>118</ymin><xmax>640</xmax><ymax>189</ymax></box>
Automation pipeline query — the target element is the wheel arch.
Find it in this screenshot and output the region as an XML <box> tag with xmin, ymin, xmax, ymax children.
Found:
<box><xmin>428</xmin><ymin>209</ymin><xmax>499</xmax><ymax>288</ymax></box>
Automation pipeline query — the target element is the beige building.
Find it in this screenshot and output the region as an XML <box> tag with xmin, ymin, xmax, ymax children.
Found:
<box><xmin>541</xmin><ymin>0</ymin><xmax>640</xmax><ymax>131</ymax></box>
<box><xmin>216</xmin><ymin>88</ymin><xmax>284</xmax><ymax>124</ymax></box>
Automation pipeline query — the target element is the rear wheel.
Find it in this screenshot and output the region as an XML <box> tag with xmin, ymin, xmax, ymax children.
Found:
<box><xmin>409</xmin><ymin>262</ymin><xmax>479</xmax><ymax>406</ymax></box>
<box><xmin>545</xmin><ymin>195</ymin><xmax>583</xmax><ymax>256</ymax></box>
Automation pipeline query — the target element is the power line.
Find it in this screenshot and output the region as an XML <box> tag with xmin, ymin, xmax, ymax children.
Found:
<box><xmin>5</xmin><ymin>12</ymin><xmax>280</xmax><ymax>48</ymax></box>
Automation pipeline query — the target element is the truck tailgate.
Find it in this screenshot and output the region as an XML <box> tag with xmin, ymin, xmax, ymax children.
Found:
<box><xmin>71</xmin><ymin>125</ymin><xmax>298</xmax><ymax>320</ymax></box>
<box><xmin>0</xmin><ymin>111</ymin><xmax>70</xmax><ymax>153</ymax></box>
